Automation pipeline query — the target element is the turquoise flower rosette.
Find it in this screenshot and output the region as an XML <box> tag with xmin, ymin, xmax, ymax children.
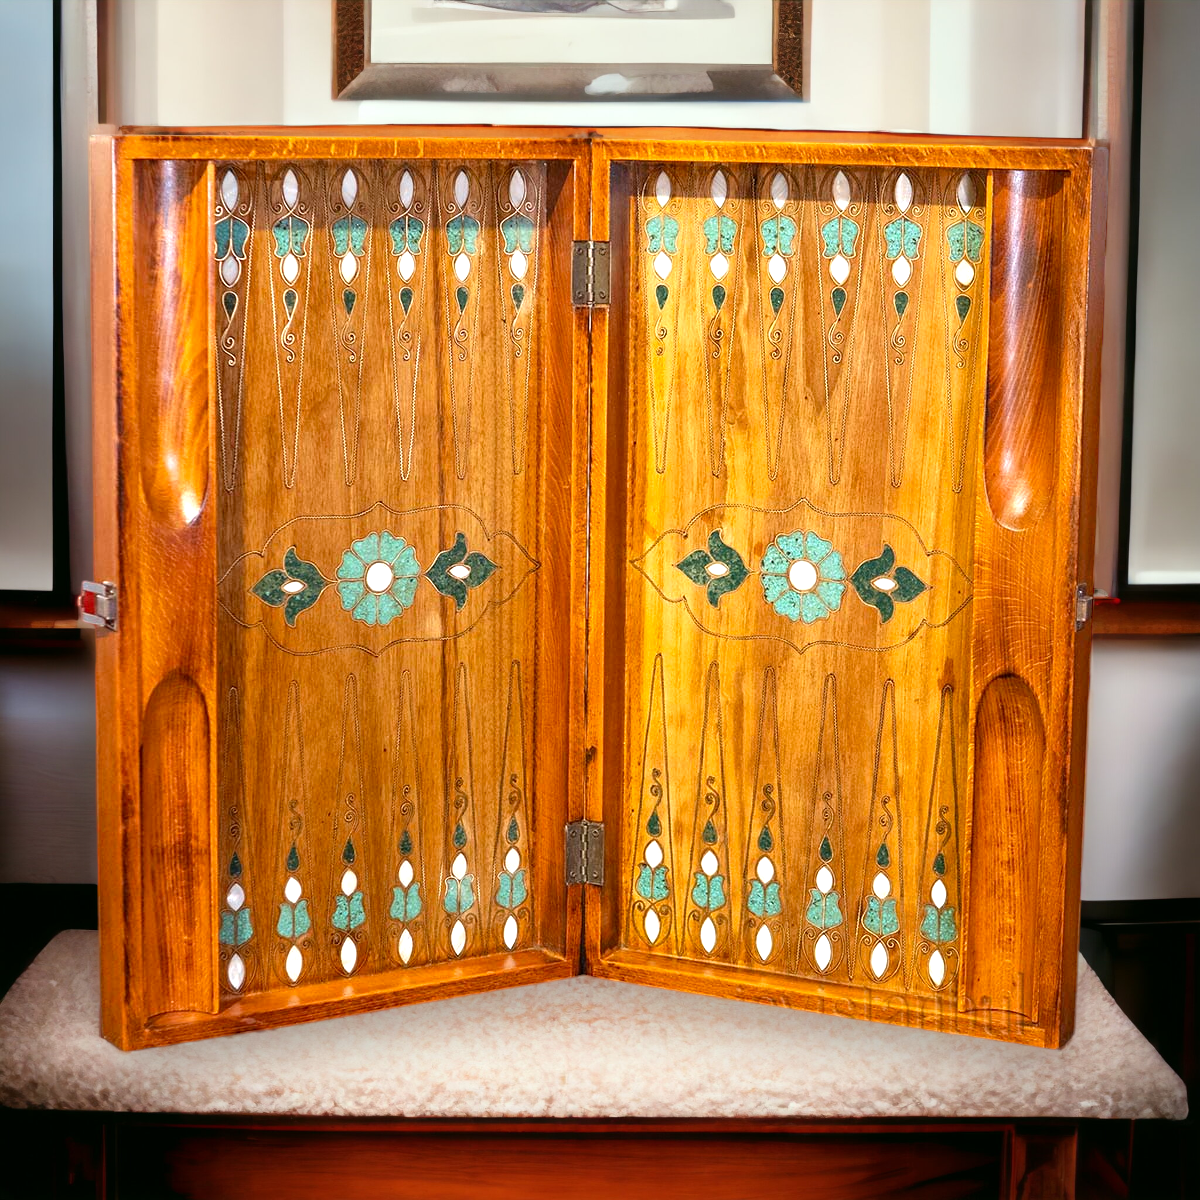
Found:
<box><xmin>760</xmin><ymin>530</ymin><xmax>847</xmax><ymax>623</ymax></box>
<box><xmin>336</xmin><ymin>531</ymin><xmax>421</xmax><ymax>627</ymax></box>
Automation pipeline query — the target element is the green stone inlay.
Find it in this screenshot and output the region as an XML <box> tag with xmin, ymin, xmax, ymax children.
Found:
<box><xmin>222</xmin><ymin>291</ymin><xmax>237</xmax><ymax>319</ymax></box>
<box><xmin>946</xmin><ymin>218</ymin><xmax>984</xmax><ymax>264</ymax></box>
<box><xmin>332</xmin><ymin>891</ymin><xmax>365</xmax><ymax>931</ymax></box>
<box><xmin>819</xmin><ymin>836</ymin><xmax>833</xmax><ymax>863</ymax></box>
<box><xmin>500</xmin><ymin>212</ymin><xmax>535</xmax><ymax>255</ymax></box>
<box><xmin>399</xmin><ymin>287</ymin><xmax>414</xmax><ymax>315</ymax></box>
<box><xmin>332</xmin><ymin>213</ymin><xmax>367</xmax><ymax>257</ymax></box>
<box><xmin>636</xmin><ymin>862</ymin><xmax>669</xmax><ymax>902</ymax></box>
<box><xmin>399</xmin><ymin>830</ymin><xmax>413</xmax><ymax>855</ymax></box>
<box><xmin>820</xmin><ymin>215</ymin><xmax>859</xmax><ymax>258</ymax></box>
<box><xmin>283</xmin><ymin>289</ymin><xmax>297</xmax><ymax>317</ymax></box>
<box><xmin>864</xmin><ymin>895</ymin><xmax>899</xmax><ymax>936</ymax></box>
<box><xmin>336</xmin><ymin>530</ymin><xmax>421</xmax><ymax>628</ymax></box>
<box><xmin>933</xmin><ymin>852</ymin><xmax>946</xmax><ymax>876</ymax></box>
<box><xmin>883</xmin><ymin>216</ymin><xmax>921</xmax><ymax>261</ymax></box>
<box><xmin>506</xmin><ymin>816</ymin><xmax>520</xmax><ymax>844</ymax></box>
<box><xmin>390</xmin><ymin>883</ymin><xmax>422</xmax><ymax>922</ymax></box>
<box><xmin>425</xmin><ymin>531</ymin><xmax>499</xmax><ymax>611</ymax></box>
<box><xmin>747</xmin><ymin>879</ymin><xmax>781</xmax><ymax>918</ymax></box>
<box><xmin>675</xmin><ymin>529</ymin><xmax>749</xmax><ymax>609</ymax></box>
<box><xmin>894</xmin><ymin>290</ymin><xmax>909</xmax><ymax>319</ymax></box>
<box><xmin>876</xmin><ymin>842</ymin><xmax>890</xmax><ymax>868</ymax></box>
<box><xmin>456</xmin><ymin>285</ymin><xmax>469</xmax><ymax>313</ymax></box>
<box><xmin>446</xmin><ymin>213</ymin><xmax>480</xmax><ymax>256</ymax></box>
<box><xmin>276</xmin><ymin>898</ymin><xmax>310</xmax><ymax>939</ymax></box>
<box><xmin>702</xmin><ymin>213</ymin><xmax>737</xmax><ymax>256</ymax></box>
<box><xmin>655</xmin><ymin>283</ymin><xmax>669</xmax><ymax>310</ymax></box>
<box><xmin>215</xmin><ymin>215</ymin><xmax>250</xmax><ymax>262</ymax></box>
<box><xmin>702</xmin><ymin>819</ymin><xmax>718</xmax><ymax>844</ymax></box>
<box><xmin>389</xmin><ymin>215</ymin><xmax>424</xmax><ymax>255</ymax></box>
<box><xmin>806</xmin><ymin>889</ymin><xmax>842</xmax><ymax>929</ymax></box>
<box><xmin>760</xmin><ymin>530</ymin><xmax>846</xmax><ymax>624</ymax></box>
<box><xmin>831</xmin><ymin>287</ymin><xmax>847</xmax><ymax>316</ymax></box>
<box><xmin>251</xmin><ymin>546</ymin><xmax>328</xmax><ymax>627</ymax></box>
<box><xmin>920</xmin><ymin>904</ymin><xmax>957</xmax><ymax>944</ymax></box>
<box><xmin>691</xmin><ymin>871</ymin><xmax>726</xmax><ymax>911</ymax></box>
<box><xmin>647</xmin><ymin>810</ymin><xmax>662</xmax><ymax>837</ymax></box>
<box><xmin>511</xmin><ymin>283</ymin><xmax>525</xmax><ymax>311</ymax></box>
<box><xmin>769</xmin><ymin>286</ymin><xmax>785</xmax><ymax>315</ymax></box>
<box><xmin>272</xmin><ymin>214</ymin><xmax>309</xmax><ymax>259</ymax></box>
<box><xmin>645</xmin><ymin>213</ymin><xmax>679</xmax><ymax>255</ymax></box>
<box><xmin>955</xmin><ymin>294</ymin><xmax>971</xmax><ymax>323</ymax></box>
<box><xmin>287</xmin><ymin>843</ymin><xmax>300</xmax><ymax>872</ymax></box>
<box><xmin>758</xmin><ymin>826</ymin><xmax>774</xmax><ymax>853</ymax></box>
<box><xmin>453</xmin><ymin>821</ymin><xmax>467</xmax><ymax>850</ymax></box>
<box><xmin>229</xmin><ymin>853</ymin><xmax>242</xmax><ymax>877</ymax></box>
<box><xmin>849</xmin><ymin>544</ymin><xmax>928</xmax><ymax>624</ymax></box>
<box><xmin>343</xmin><ymin>289</ymin><xmax>356</xmax><ymax>316</ymax></box>
<box><xmin>497</xmin><ymin>868</ymin><xmax>528</xmax><ymax>909</ymax></box>
<box><xmin>711</xmin><ymin>284</ymin><xmax>726</xmax><ymax>311</ymax></box>
<box><xmin>343</xmin><ymin>838</ymin><xmax>356</xmax><ymax>865</ymax></box>
<box><xmin>444</xmin><ymin>875</ymin><xmax>476</xmax><ymax>914</ymax></box>
<box><xmin>219</xmin><ymin>907</ymin><xmax>253</xmax><ymax>947</ymax></box>
<box><xmin>760</xmin><ymin>214</ymin><xmax>797</xmax><ymax>257</ymax></box>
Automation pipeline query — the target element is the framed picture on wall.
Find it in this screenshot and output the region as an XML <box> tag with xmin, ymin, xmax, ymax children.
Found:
<box><xmin>333</xmin><ymin>0</ymin><xmax>805</xmax><ymax>101</ymax></box>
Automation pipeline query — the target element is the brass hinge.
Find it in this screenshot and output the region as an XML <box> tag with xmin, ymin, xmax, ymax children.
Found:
<box><xmin>571</xmin><ymin>241</ymin><xmax>611</xmax><ymax>308</ymax></box>
<box><xmin>78</xmin><ymin>580</ymin><xmax>118</xmax><ymax>632</ymax></box>
<box><xmin>565</xmin><ymin>819</ymin><xmax>605</xmax><ymax>886</ymax></box>
<box><xmin>1075</xmin><ymin>584</ymin><xmax>1093</xmax><ymax>631</ymax></box>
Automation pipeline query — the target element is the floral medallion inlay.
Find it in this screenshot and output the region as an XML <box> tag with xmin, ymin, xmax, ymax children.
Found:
<box><xmin>336</xmin><ymin>531</ymin><xmax>421</xmax><ymax>627</ymax></box>
<box><xmin>761</xmin><ymin>531</ymin><xmax>847</xmax><ymax>624</ymax></box>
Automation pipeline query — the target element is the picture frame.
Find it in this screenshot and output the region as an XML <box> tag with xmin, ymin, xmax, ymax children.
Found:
<box><xmin>332</xmin><ymin>0</ymin><xmax>804</xmax><ymax>101</ymax></box>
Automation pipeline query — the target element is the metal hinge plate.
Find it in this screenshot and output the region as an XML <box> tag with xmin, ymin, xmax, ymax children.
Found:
<box><xmin>1075</xmin><ymin>584</ymin><xmax>1093</xmax><ymax>631</ymax></box>
<box><xmin>78</xmin><ymin>580</ymin><xmax>118</xmax><ymax>632</ymax></box>
<box><xmin>571</xmin><ymin>241</ymin><xmax>611</xmax><ymax>308</ymax></box>
<box><xmin>565</xmin><ymin>819</ymin><xmax>605</xmax><ymax>886</ymax></box>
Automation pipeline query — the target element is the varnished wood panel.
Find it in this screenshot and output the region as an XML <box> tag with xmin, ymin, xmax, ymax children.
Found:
<box><xmin>588</xmin><ymin>138</ymin><xmax>1104</xmax><ymax>1047</ymax></box>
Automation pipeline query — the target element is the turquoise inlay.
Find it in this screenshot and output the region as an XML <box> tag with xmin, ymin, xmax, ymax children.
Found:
<box><xmin>819</xmin><ymin>836</ymin><xmax>833</xmax><ymax>863</ymax></box>
<box><xmin>456</xmin><ymin>286</ymin><xmax>469</xmax><ymax>313</ymax></box>
<box><xmin>399</xmin><ymin>287</ymin><xmax>414</xmax><ymax>314</ymax></box>
<box><xmin>283</xmin><ymin>289</ymin><xmax>297</xmax><ymax>317</ymax></box>
<box><xmin>219</xmin><ymin>908</ymin><xmax>253</xmax><ymax>947</ymax></box>
<box><xmin>390</xmin><ymin>883</ymin><xmax>422</xmax><ymax>922</ymax></box>
<box><xmin>806</xmin><ymin>889</ymin><xmax>843</xmax><ymax>928</ymax></box>
<box><xmin>691</xmin><ymin>872</ymin><xmax>727</xmax><ymax>910</ymax></box>
<box><xmin>702</xmin><ymin>819</ymin><xmax>718</xmax><ymax>845</ymax></box>
<box><xmin>636</xmin><ymin>862</ymin><xmax>669</xmax><ymax>901</ymax></box>
<box><xmin>336</xmin><ymin>530</ymin><xmax>421</xmax><ymax>628</ymax></box>
<box><xmin>760</xmin><ymin>530</ymin><xmax>847</xmax><ymax>623</ymax></box>
<box><xmin>769</xmin><ymin>286</ymin><xmax>785</xmax><ymax>314</ymax></box>
<box><xmin>849</xmin><ymin>545</ymin><xmax>927</xmax><ymax>624</ymax></box>
<box><xmin>920</xmin><ymin>904</ymin><xmax>957</xmax><ymax>943</ymax></box>
<box><xmin>425</xmin><ymin>531</ymin><xmax>498</xmax><ymax>612</ymax></box>
<box><xmin>511</xmin><ymin>283</ymin><xmax>525</xmax><ymax>311</ymax></box>
<box><xmin>507</xmin><ymin>817</ymin><xmax>520</xmax><ymax>843</ymax></box>
<box><xmin>229</xmin><ymin>853</ymin><xmax>242</xmax><ymax>877</ymax></box>
<box><xmin>443</xmin><ymin>875</ymin><xmax>476</xmax><ymax>914</ymax></box>
<box><xmin>655</xmin><ymin>283</ymin><xmax>669</xmax><ymax>310</ymax></box>
<box><xmin>675</xmin><ymin>530</ymin><xmax>749</xmax><ymax>609</ymax></box>
<box><xmin>760</xmin><ymin>214</ymin><xmax>797</xmax><ymax>257</ymax></box>
<box><xmin>343</xmin><ymin>838</ymin><xmax>356</xmax><ymax>865</ymax></box>
<box><xmin>276</xmin><ymin>898</ymin><xmax>310</xmax><ymax>938</ymax></box>
<box><xmin>933</xmin><ymin>852</ymin><xmax>946</xmax><ymax>876</ymax></box>
<box><xmin>702</xmin><ymin>213</ymin><xmax>737</xmax><ymax>256</ymax></box>
<box><xmin>287</xmin><ymin>843</ymin><xmax>300</xmax><ymax>872</ymax></box>
<box><xmin>332</xmin><ymin>213</ymin><xmax>368</xmax><ymax>257</ymax></box>
<box><xmin>747</xmin><ymin>880</ymin><xmax>782</xmax><ymax>918</ymax></box>
<box><xmin>251</xmin><ymin>546</ymin><xmax>328</xmax><ymax>627</ymax></box>
<box><xmin>645</xmin><ymin>213</ymin><xmax>679</xmax><ymax>255</ymax></box>
<box><xmin>222</xmin><ymin>291</ymin><xmax>237</xmax><ymax>319</ymax></box>
<box><xmin>343</xmin><ymin>289</ymin><xmax>356</xmax><ymax>316</ymax></box>
<box><xmin>876</xmin><ymin>843</ymin><xmax>890</xmax><ymax>868</ymax></box>
<box><xmin>453</xmin><ymin>822</ymin><xmax>468</xmax><ymax>849</ymax></box>
<box><xmin>399</xmin><ymin>830</ymin><xmax>413</xmax><ymax>855</ymax></box>
<box><xmin>820</xmin><ymin>215</ymin><xmax>859</xmax><ymax>258</ymax></box>
<box><xmin>214</xmin><ymin>216</ymin><xmax>250</xmax><ymax>262</ymax></box>
<box><xmin>500</xmin><ymin>212</ymin><xmax>534</xmax><ymax>255</ymax></box>
<box><xmin>883</xmin><ymin>216</ymin><xmax>921</xmax><ymax>261</ymax></box>
<box><xmin>946</xmin><ymin>219</ymin><xmax>984</xmax><ymax>264</ymax></box>
<box><xmin>956</xmin><ymin>294</ymin><xmax>971</xmax><ymax>323</ymax></box>
<box><xmin>711</xmin><ymin>284</ymin><xmax>726</xmax><ymax>311</ymax></box>
<box><xmin>389</xmin><ymin>215</ymin><xmax>424</xmax><ymax>255</ymax></box>
<box><xmin>758</xmin><ymin>826</ymin><xmax>773</xmax><ymax>853</ymax></box>
<box><xmin>332</xmin><ymin>891</ymin><xmax>366</xmax><ymax>931</ymax></box>
<box><xmin>497</xmin><ymin>868</ymin><xmax>528</xmax><ymax>909</ymax></box>
<box><xmin>863</xmin><ymin>896</ymin><xmax>899</xmax><ymax>936</ymax></box>
<box><xmin>831</xmin><ymin>287</ymin><xmax>847</xmax><ymax>316</ymax></box>
<box><xmin>272</xmin><ymin>215</ymin><xmax>309</xmax><ymax>258</ymax></box>
<box><xmin>446</xmin><ymin>214</ymin><xmax>480</xmax><ymax>256</ymax></box>
<box><xmin>647</xmin><ymin>811</ymin><xmax>662</xmax><ymax>837</ymax></box>
<box><xmin>894</xmin><ymin>290</ymin><xmax>909</xmax><ymax>319</ymax></box>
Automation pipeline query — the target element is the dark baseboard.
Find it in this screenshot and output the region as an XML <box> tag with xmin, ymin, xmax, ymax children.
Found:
<box><xmin>0</xmin><ymin>883</ymin><xmax>96</xmax><ymax>1000</ymax></box>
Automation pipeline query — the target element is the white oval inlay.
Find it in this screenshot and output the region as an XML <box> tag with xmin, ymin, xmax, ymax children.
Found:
<box><xmin>503</xmin><ymin>913</ymin><xmax>519</xmax><ymax>949</ymax></box>
<box><xmin>815</xmin><ymin>865</ymin><xmax>834</xmax><ymax>895</ymax></box>
<box><xmin>365</xmin><ymin>561</ymin><xmax>394</xmax><ymax>593</ymax></box>
<box><xmin>705</xmin><ymin>561</ymin><xmax>729</xmax><ymax>578</ymax></box>
<box><xmin>220</xmin><ymin>170</ymin><xmax>239</xmax><ymax>211</ymax></box>
<box><xmin>285</xmin><ymin>875</ymin><xmax>302</xmax><ymax>903</ymax></box>
<box><xmin>219</xmin><ymin>255</ymin><xmax>241</xmax><ymax>286</ymax></box>
<box><xmin>450</xmin><ymin>919</ymin><xmax>467</xmax><ymax>956</ymax></box>
<box><xmin>872</xmin><ymin>871</ymin><xmax>891</xmax><ymax>900</ymax></box>
<box><xmin>509</xmin><ymin>249</ymin><xmax>528</xmax><ymax>280</ymax></box>
<box><xmin>814</xmin><ymin>932</ymin><xmax>832</xmax><ymax>971</ymax></box>
<box><xmin>768</xmin><ymin>252</ymin><xmax>787</xmax><ymax>284</ymax></box>
<box><xmin>447</xmin><ymin>562</ymin><xmax>471</xmax><ymax>581</ymax></box>
<box><xmin>870</xmin><ymin>940</ymin><xmax>889</xmax><ymax>979</ymax></box>
<box><xmin>756</xmin><ymin>855</ymin><xmax>775</xmax><ymax>885</ymax></box>
<box><xmin>509</xmin><ymin>169</ymin><xmax>526</xmax><ymax>209</ymax></box>
<box><xmin>645</xmin><ymin>839</ymin><xmax>663</xmax><ymax>869</ymax></box>
<box><xmin>505</xmin><ymin>846</ymin><xmax>521</xmax><ymax>872</ymax></box>
<box><xmin>833</xmin><ymin>170</ymin><xmax>851</xmax><ymax>212</ymax></box>
<box><xmin>770</xmin><ymin>171</ymin><xmax>788</xmax><ymax>209</ymax></box>
<box><xmin>700</xmin><ymin>849</ymin><xmax>719</xmax><ymax>878</ymax></box>
<box><xmin>895</xmin><ymin>172</ymin><xmax>913</xmax><ymax>213</ymax></box>
<box><xmin>931</xmin><ymin>879</ymin><xmax>948</xmax><ymax>909</ymax></box>
<box><xmin>956</xmin><ymin>172</ymin><xmax>976</xmax><ymax>213</ymax></box>
<box><xmin>787</xmin><ymin>559</ymin><xmax>818</xmax><ymax>593</ymax></box>
<box><xmin>398</xmin><ymin>929</ymin><xmax>414</xmax><ymax>964</ymax></box>
<box><xmin>340</xmin><ymin>253</ymin><xmax>358</xmax><ymax>284</ymax></box>
<box><xmin>644</xmin><ymin>909</ymin><xmax>661</xmax><ymax>944</ymax></box>
<box><xmin>711</xmin><ymin>169</ymin><xmax>727</xmax><ymax>208</ymax></box>
<box><xmin>340</xmin><ymin>937</ymin><xmax>358</xmax><ymax>973</ymax></box>
<box><xmin>709</xmin><ymin>252</ymin><xmax>729</xmax><ymax>281</ymax></box>
<box><xmin>955</xmin><ymin>258</ymin><xmax>975</xmax><ymax>287</ymax></box>
<box><xmin>397</xmin><ymin>250</ymin><xmax>416</xmax><ymax>282</ymax></box>
<box><xmin>454</xmin><ymin>252</ymin><xmax>471</xmax><ymax>282</ymax></box>
<box><xmin>341</xmin><ymin>168</ymin><xmax>358</xmax><ymax>209</ymax></box>
<box><xmin>829</xmin><ymin>252</ymin><xmax>851</xmax><ymax>286</ymax></box>
<box><xmin>281</xmin><ymin>579</ymin><xmax>305</xmax><ymax>595</ymax></box>
<box><xmin>398</xmin><ymin>859</ymin><xmax>414</xmax><ymax>888</ymax></box>
<box><xmin>281</xmin><ymin>252</ymin><xmax>300</xmax><ymax>284</ymax></box>
<box><xmin>399</xmin><ymin>169</ymin><xmax>414</xmax><ymax>210</ymax></box>
<box><xmin>282</xmin><ymin>168</ymin><xmax>299</xmax><ymax>209</ymax></box>
<box><xmin>654</xmin><ymin>170</ymin><xmax>671</xmax><ymax>207</ymax></box>
<box><xmin>929</xmin><ymin>949</ymin><xmax>946</xmax><ymax>987</ymax></box>
<box><xmin>451</xmin><ymin>852</ymin><xmax>468</xmax><ymax>881</ymax></box>
<box><xmin>454</xmin><ymin>170</ymin><xmax>469</xmax><ymax>208</ymax></box>
<box><xmin>700</xmin><ymin>916</ymin><xmax>717</xmax><ymax>954</ymax></box>
<box><xmin>872</xmin><ymin>576</ymin><xmax>897</xmax><ymax>592</ymax></box>
<box><xmin>891</xmin><ymin>255</ymin><xmax>912</xmax><ymax>287</ymax></box>
<box><xmin>285</xmin><ymin>944</ymin><xmax>303</xmax><ymax>982</ymax></box>
<box><xmin>653</xmin><ymin>251</ymin><xmax>672</xmax><ymax>280</ymax></box>
<box><xmin>756</xmin><ymin>923</ymin><xmax>773</xmax><ymax>962</ymax></box>
<box><xmin>226</xmin><ymin>882</ymin><xmax>245</xmax><ymax>911</ymax></box>
<box><xmin>227</xmin><ymin>953</ymin><xmax>245</xmax><ymax>991</ymax></box>
<box><xmin>340</xmin><ymin>868</ymin><xmax>358</xmax><ymax>896</ymax></box>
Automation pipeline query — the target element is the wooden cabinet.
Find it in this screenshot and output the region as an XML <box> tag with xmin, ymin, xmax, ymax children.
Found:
<box><xmin>91</xmin><ymin>129</ymin><xmax>1104</xmax><ymax>1049</ymax></box>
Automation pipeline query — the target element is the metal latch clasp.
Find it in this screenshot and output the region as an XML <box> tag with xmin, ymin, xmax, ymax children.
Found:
<box><xmin>78</xmin><ymin>580</ymin><xmax>118</xmax><ymax>632</ymax></box>
<box><xmin>1075</xmin><ymin>584</ymin><xmax>1093</xmax><ymax>631</ymax></box>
